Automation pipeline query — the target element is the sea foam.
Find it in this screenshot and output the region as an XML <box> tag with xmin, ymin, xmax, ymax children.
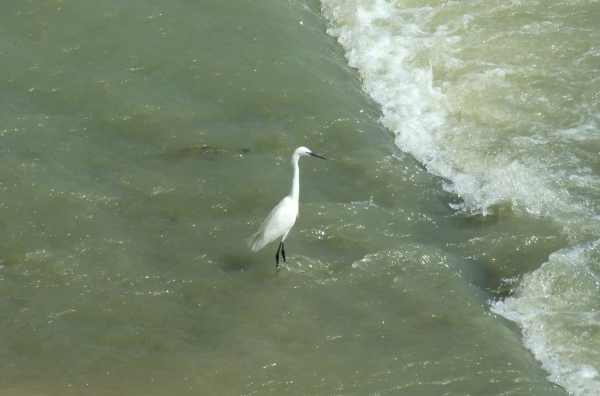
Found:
<box><xmin>321</xmin><ymin>0</ymin><xmax>600</xmax><ymax>393</ymax></box>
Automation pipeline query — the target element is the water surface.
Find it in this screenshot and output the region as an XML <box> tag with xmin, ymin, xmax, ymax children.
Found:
<box><xmin>1</xmin><ymin>0</ymin><xmax>598</xmax><ymax>394</ymax></box>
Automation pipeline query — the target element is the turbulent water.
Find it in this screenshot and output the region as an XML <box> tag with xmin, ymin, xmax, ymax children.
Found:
<box><xmin>1</xmin><ymin>0</ymin><xmax>599</xmax><ymax>395</ymax></box>
<box><xmin>322</xmin><ymin>0</ymin><xmax>600</xmax><ymax>394</ymax></box>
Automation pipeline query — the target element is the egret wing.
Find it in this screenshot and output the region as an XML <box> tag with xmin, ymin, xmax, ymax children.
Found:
<box><xmin>247</xmin><ymin>196</ymin><xmax>297</xmax><ymax>251</ymax></box>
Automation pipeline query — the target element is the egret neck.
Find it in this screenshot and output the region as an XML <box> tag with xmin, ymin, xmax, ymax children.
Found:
<box><xmin>290</xmin><ymin>151</ymin><xmax>302</xmax><ymax>214</ymax></box>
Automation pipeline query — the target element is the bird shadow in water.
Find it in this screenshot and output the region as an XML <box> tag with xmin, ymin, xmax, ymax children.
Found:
<box><xmin>217</xmin><ymin>253</ymin><xmax>258</xmax><ymax>273</ymax></box>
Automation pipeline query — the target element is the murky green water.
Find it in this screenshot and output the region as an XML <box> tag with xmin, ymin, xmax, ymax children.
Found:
<box><xmin>1</xmin><ymin>0</ymin><xmax>598</xmax><ymax>394</ymax></box>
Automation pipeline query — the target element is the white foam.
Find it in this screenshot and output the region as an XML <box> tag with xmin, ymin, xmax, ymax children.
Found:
<box><xmin>491</xmin><ymin>241</ymin><xmax>600</xmax><ymax>395</ymax></box>
<box><xmin>321</xmin><ymin>0</ymin><xmax>600</xmax><ymax>393</ymax></box>
<box><xmin>321</xmin><ymin>0</ymin><xmax>599</xmax><ymax>218</ymax></box>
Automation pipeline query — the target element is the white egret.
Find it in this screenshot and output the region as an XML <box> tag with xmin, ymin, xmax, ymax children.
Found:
<box><xmin>247</xmin><ymin>147</ymin><xmax>326</xmax><ymax>268</ymax></box>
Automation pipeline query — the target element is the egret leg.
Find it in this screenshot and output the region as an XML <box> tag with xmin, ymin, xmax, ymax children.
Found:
<box><xmin>281</xmin><ymin>242</ymin><xmax>286</xmax><ymax>262</ymax></box>
<box><xmin>275</xmin><ymin>242</ymin><xmax>282</xmax><ymax>269</ymax></box>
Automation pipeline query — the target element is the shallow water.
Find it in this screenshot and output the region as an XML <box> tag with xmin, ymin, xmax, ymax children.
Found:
<box><xmin>0</xmin><ymin>0</ymin><xmax>598</xmax><ymax>395</ymax></box>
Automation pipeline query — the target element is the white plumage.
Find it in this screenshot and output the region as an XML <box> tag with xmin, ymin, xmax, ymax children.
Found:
<box><xmin>248</xmin><ymin>147</ymin><xmax>326</xmax><ymax>268</ymax></box>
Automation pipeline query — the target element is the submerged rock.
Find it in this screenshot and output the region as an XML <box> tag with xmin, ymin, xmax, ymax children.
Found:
<box><xmin>163</xmin><ymin>146</ymin><xmax>250</xmax><ymax>159</ymax></box>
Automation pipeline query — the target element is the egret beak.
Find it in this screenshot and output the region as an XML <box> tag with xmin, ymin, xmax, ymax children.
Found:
<box><xmin>309</xmin><ymin>152</ymin><xmax>327</xmax><ymax>160</ymax></box>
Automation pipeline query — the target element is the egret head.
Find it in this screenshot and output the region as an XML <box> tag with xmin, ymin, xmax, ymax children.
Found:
<box><xmin>294</xmin><ymin>146</ymin><xmax>326</xmax><ymax>161</ymax></box>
